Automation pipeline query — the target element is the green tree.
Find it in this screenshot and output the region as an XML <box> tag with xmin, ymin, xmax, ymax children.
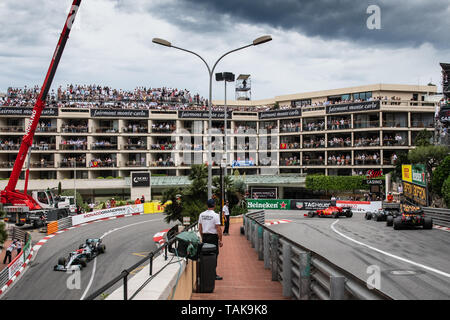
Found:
<box><xmin>60</xmin><ymin>189</ymin><xmax>84</xmax><ymax>207</ymax></box>
<box><xmin>161</xmin><ymin>187</ymin><xmax>183</xmax><ymax>224</ymax></box>
<box><xmin>413</xmin><ymin>129</ymin><xmax>433</xmax><ymax>146</ymax></box>
<box><xmin>0</xmin><ymin>220</ymin><xmax>7</xmax><ymax>247</ymax></box>
<box><xmin>442</xmin><ymin>176</ymin><xmax>450</xmax><ymax>208</ymax></box>
<box><xmin>392</xmin><ymin>152</ymin><xmax>409</xmax><ymax>182</ymax></box>
<box><xmin>432</xmin><ymin>155</ymin><xmax>450</xmax><ymax>196</ymax></box>
<box><xmin>408</xmin><ymin>145</ymin><xmax>450</xmax><ymax>197</ymax></box>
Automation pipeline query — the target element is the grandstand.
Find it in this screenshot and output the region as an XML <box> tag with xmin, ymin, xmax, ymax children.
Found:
<box><xmin>0</xmin><ymin>82</ymin><xmax>438</xmax><ymax>200</ymax></box>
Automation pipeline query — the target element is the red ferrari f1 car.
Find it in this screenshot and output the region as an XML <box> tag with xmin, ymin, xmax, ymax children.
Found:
<box><xmin>306</xmin><ymin>206</ymin><xmax>353</xmax><ymax>218</ymax></box>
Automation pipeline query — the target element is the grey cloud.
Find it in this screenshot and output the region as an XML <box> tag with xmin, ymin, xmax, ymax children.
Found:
<box><xmin>145</xmin><ymin>0</ymin><xmax>450</xmax><ymax>49</ymax></box>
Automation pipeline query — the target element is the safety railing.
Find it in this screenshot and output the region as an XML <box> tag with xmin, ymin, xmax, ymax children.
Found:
<box><xmin>85</xmin><ymin>222</ymin><xmax>198</xmax><ymax>300</ymax></box>
<box><xmin>423</xmin><ymin>207</ymin><xmax>450</xmax><ymax>227</ymax></box>
<box><xmin>0</xmin><ymin>228</ymin><xmax>32</xmax><ymax>292</ymax></box>
<box><xmin>244</xmin><ymin>210</ymin><xmax>392</xmax><ymax>300</ymax></box>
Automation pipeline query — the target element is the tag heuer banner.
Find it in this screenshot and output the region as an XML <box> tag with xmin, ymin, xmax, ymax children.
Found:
<box><xmin>290</xmin><ymin>200</ymin><xmax>333</xmax><ymax>210</ymax></box>
<box><xmin>247</xmin><ymin>199</ymin><xmax>290</xmax><ymax>210</ymax></box>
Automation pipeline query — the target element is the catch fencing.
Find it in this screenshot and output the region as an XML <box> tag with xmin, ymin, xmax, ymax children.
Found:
<box><xmin>244</xmin><ymin>210</ymin><xmax>391</xmax><ymax>300</ymax></box>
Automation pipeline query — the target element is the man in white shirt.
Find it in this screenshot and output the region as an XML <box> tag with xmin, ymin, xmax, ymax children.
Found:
<box><xmin>222</xmin><ymin>201</ymin><xmax>230</xmax><ymax>235</ymax></box>
<box><xmin>3</xmin><ymin>241</ymin><xmax>16</xmax><ymax>264</ymax></box>
<box><xmin>198</xmin><ymin>199</ymin><xmax>223</xmax><ymax>280</ymax></box>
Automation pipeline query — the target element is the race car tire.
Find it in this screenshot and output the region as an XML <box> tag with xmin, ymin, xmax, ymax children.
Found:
<box><xmin>423</xmin><ymin>217</ymin><xmax>433</xmax><ymax>230</ymax></box>
<box><xmin>98</xmin><ymin>244</ymin><xmax>106</xmax><ymax>253</ymax></box>
<box><xmin>386</xmin><ymin>216</ymin><xmax>394</xmax><ymax>227</ymax></box>
<box><xmin>333</xmin><ymin>212</ymin><xmax>339</xmax><ymax>219</ymax></box>
<box><xmin>393</xmin><ymin>217</ymin><xmax>403</xmax><ymax>230</ymax></box>
<box><xmin>346</xmin><ymin>211</ymin><xmax>353</xmax><ymax>218</ymax></box>
<box><xmin>375</xmin><ymin>214</ymin><xmax>382</xmax><ymax>222</ymax></box>
<box><xmin>79</xmin><ymin>258</ymin><xmax>87</xmax><ymax>268</ymax></box>
<box><xmin>365</xmin><ymin>212</ymin><xmax>372</xmax><ymax>220</ymax></box>
<box><xmin>58</xmin><ymin>257</ymin><xmax>66</xmax><ymax>266</ymax></box>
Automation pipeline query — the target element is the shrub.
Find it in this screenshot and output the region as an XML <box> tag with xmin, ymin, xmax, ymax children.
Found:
<box><xmin>442</xmin><ymin>176</ymin><xmax>450</xmax><ymax>208</ymax></box>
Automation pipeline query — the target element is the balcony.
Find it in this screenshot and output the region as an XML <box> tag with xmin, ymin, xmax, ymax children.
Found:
<box><xmin>30</xmin><ymin>161</ymin><xmax>55</xmax><ymax>168</ymax></box>
<box><xmin>89</xmin><ymin>160</ymin><xmax>117</xmax><ymax>168</ymax></box>
<box><xmin>0</xmin><ymin>126</ymin><xmax>24</xmax><ymax>133</ymax></box>
<box><xmin>383</xmin><ymin>139</ymin><xmax>408</xmax><ymax>147</ymax></box>
<box><xmin>91</xmin><ymin>143</ymin><xmax>118</xmax><ymax>150</ymax></box>
<box><xmin>150</xmin><ymin>144</ymin><xmax>175</xmax><ymax>151</ymax></box>
<box><xmin>121</xmin><ymin>161</ymin><xmax>147</xmax><ymax>167</ymax></box>
<box><xmin>59</xmin><ymin>144</ymin><xmax>88</xmax><ymax>151</ymax></box>
<box><xmin>59</xmin><ymin>161</ymin><xmax>86</xmax><ymax>168</ymax></box>
<box><xmin>94</xmin><ymin>127</ymin><xmax>119</xmax><ymax>134</ymax></box>
<box><xmin>31</xmin><ymin>143</ymin><xmax>56</xmax><ymax>151</ymax></box>
<box><xmin>149</xmin><ymin>160</ymin><xmax>175</xmax><ymax>167</ymax></box>
<box><xmin>353</xmin><ymin>120</ymin><xmax>380</xmax><ymax>129</ymax></box>
<box><xmin>303</xmin><ymin>159</ymin><xmax>325</xmax><ymax>166</ymax></box>
<box><xmin>327</xmin><ymin>158</ymin><xmax>351</xmax><ymax>166</ymax></box>
<box><xmin>122</xmin><ymin>126</ymin><xmax>148</xmax><ymax>134</ymax></box>
<box><xmin>0</xmin><ymin>144</ymin><xmax>20</xmax><ymax>151</ymax></box>
<box><xmin>0</xmin><ymin>161</ymin><xmax>14</xmax><ymax>168</ymax></box>
<box><xmin>36</xmin><ymin>126</ymin><xmax>57</xmax><ymax>133</ymax></box>
<box><xmin>61</xmin><ymin>126</ymin><xmax>89</xmax><ymax>133</ymax></box>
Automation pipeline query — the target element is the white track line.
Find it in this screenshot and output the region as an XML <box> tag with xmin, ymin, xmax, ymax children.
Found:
<box><xmin>330</xmin><ymin>220</ymin><xmax>450</xmax><ymax>278</ymax></box>
<box><xmin>79</xmin><ymin>218</ymin><xmax>163</xmax><ymax>300</ymax></box>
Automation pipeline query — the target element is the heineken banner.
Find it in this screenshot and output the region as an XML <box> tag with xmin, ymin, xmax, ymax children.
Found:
<box><xmin>247</xmin><ymin>199</ymin><xmax>290</xmax><ymax>210</ymax></box>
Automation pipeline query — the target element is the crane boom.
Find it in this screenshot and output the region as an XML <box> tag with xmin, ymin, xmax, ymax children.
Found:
<box><xmin>1</xmin><ymin>0</ymin><xmax>82</xmax><ymax>206</ymax></box>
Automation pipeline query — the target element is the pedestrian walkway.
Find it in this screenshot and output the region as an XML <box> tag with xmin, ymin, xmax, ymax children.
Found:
<box><xmin>191</xmin><ymin>222</ymin><xmax>289</xmax><ymax>300</ymax></box>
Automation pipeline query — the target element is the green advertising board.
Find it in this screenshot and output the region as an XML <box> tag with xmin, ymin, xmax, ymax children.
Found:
<box><xmin>247</xmin><ymin>199</ymin><xmax>291</xmax><ymax>210</ymax></box>
<box><xmin>411</xmin><ymin>164</ymin><xmax>427</xmax><ymax>187</ymax></box>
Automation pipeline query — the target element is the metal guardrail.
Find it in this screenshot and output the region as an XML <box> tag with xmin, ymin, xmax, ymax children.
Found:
<box><xmin>57</xmin><ymin>216</ymin><xmax>73</xmax><ymax>231</ymax></box>
<box><xmin>244</xmin><ymin>211</ymin><xmax>392</xmax><ymax>300</ymax></box>
<box><xmin>85</xmin><ymin>222</ymin><xmax>198</xmax><ymax>300</ymax></box>
<box><xmin>423</xmin><ymin>207</ymin><xmax>450</xmax><ymax>227</ymax></box>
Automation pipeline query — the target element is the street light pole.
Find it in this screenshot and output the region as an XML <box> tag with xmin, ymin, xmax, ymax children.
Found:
<box><xmin>152</xmin><ymin>36</ymin><xmax>272</xmax><ymax>199</ymax></box>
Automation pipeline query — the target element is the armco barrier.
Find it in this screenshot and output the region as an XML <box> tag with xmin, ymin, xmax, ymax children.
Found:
<box><xmin>0</xmin><ymin>232</ymin><xmax>32</xmax><ymax>296</ymax></box>
<box><xmin>423</xmin><ymin>207</ymin><xmax>450</xmax><ymax>227</ymax></box>
<box><xmin>85</xmin><ymin>222</ymin><xmax>198</xmax><ymax>300</ymax></box>
<box><xmin>244</xmin><ymin>210</ymin><xmax>392</xmax><ymax>300</ymax></box>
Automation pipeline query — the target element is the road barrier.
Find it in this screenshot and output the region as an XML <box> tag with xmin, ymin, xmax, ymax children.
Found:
<box><xmin>0</xmin><ymin>228</ymin><xmax>32</xmax><ymax>295</ymax></box>
<box><xmin>244</xmin><ymin>210</ymin><xmax>392</xmax><ymax>300</ymax></box>
<box><xmin>423</xmin><ymin>207</ymin><xmax>450</xmax><ymax>227</ymax></box>
<box><xmin>47</xmin><ymin>221</ymin><xmax>58</xmax><ymax>235</ymax></box>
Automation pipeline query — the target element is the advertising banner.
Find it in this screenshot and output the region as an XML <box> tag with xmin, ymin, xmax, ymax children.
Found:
<box><xmin>131</xmin><ymin>172</ymin><xmax>150</xmax><ymax>187</ymax></box>
<box><xmin>401</xmin><ymin>165</ymin><xmax>413</xmax><ymax>183</ymax></box>
<box><xmin>178</xmin><ymin>110</ymin><xmax>233</xmax><ymax>119</ymax></box>
<box><xmin>247</xmin><ymin>199</ymin><xmax>290</xmax><ymax>210</ymax></box>
<box><xmin>90</xmin><ymin>109</ymin><xmax>149</xmax><ymax>118</ymax></box>
<box><xmin>0</xmin><ymin>107</ymin><xmax>58</xmax><ymax>116</ymax></box>
<box><xmin>326</xmin><ymin>101</ymin><xmax>380</xmax><ymax>114</ymax></box>
<box><xmin>290</xmin><ymin>200</ymin><xmax>333</xmax><ymax>210</ymax></box>
<box><xmin>72</xmin><ymin>204</ymin><xmax>144</xmax><ymax>226</ymax></box>
<box><xmin>336</xmin><ymin>200</ymin><xmax>382</xmax><ymax>212</ymax></box>
<box><xmin>258</xmin><ymin>108</ymin><xmax>301</xmax><ymax>120</ymax></box>
<box><xmin>402</xmin><ymin>181</ymin><xmax>428</xmax><ymax>207</ymax></box>
<box><xmin>250</xmin><ymin>187</ymin><xmax>277</xmax><ymax>199</ymax></box>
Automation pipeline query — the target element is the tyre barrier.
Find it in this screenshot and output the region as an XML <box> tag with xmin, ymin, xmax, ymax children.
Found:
<box><xmin>243</xmin><ymin>211</ymin><xmax>392</xmax><ymax>300</ymax></box>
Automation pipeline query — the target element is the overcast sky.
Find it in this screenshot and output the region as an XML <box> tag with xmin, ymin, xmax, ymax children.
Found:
<box><xmin>0</xmin><ymin>0</ymin><xmax>449</xmax><ymax>101</ymax></box>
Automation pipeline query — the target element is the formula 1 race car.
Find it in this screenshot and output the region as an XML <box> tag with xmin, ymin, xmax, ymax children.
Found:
<box><xmin>388</xmin><ymin>209</ymin><xmax>433</xmax><ymax>230</ymax></box>
<box><xmin>54</xmin><ymin>238</ymin><xmax>106</xmax><ymax>271</ymax></box>
<box><xmin>307</xmin><ymin>205</ymin><xmax>353</xmax><ymax>218</ymax></box>
<box><xmin>366</xmin><ymin>207</ymin><xmax>401</xmax><ymax>222</ymax></box>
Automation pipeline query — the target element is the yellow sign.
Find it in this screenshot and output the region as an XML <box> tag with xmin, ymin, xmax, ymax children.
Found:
<box><xmin>401</xmin><ymin>165</ymin><xmax>412</xmax><ymax>183</ymax></box>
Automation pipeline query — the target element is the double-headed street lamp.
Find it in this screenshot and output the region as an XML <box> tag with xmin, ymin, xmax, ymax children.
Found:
<box><xmin>152</xmin><ymin>35</ymin><xmax>272</xmax><ymax>199</ymax></box>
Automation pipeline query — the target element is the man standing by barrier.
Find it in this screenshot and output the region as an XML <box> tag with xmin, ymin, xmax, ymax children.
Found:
<box><xmin>223</xmin><ymin>200</ymin><xmax>230</xmax><ymax>235</ymax></box>
<box><xmin>198</xmin><ymin>199</ymin><xmax>223</xmax><ymax>280</ymax></box>
<box><xmin>3</xmin><ymin>241</ymin><xmax>15</xmax><ymax>264</ymax></box>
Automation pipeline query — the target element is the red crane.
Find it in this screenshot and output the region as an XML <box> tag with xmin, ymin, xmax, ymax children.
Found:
<box><xmin>1</xmin><ymin>0</ymin><xmax>82</xmax><ymax>210</ymax></box>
